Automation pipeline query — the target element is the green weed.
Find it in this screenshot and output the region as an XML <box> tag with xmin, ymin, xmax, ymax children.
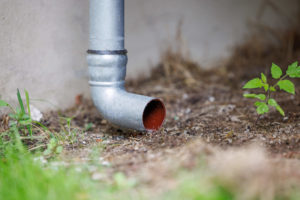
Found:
<box><xmin>243</xmin><ymin>61</ymin><xmax>300</xmax><ymax>116</ymax></box>
<box><xmin>0</xmin><ymin>90</ymin><xmax>56</xmax><ymax>154</ymax></box>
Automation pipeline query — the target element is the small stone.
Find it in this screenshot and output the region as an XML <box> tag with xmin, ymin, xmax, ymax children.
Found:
<box><xmin>102</xmin><ymin>161</ymin><xmax>110</xmax><ymax>167</ymax></box>
<box><xmin>185</xmin><ymin>108</ymin><xmax>191</xmax><ymax>114</ymax></box>
<box><xmin>218</xmin><ymin>104</ymin><xmax>236</xmax><ymax>114</ymax></box>
<box><xmin>75</xmin><ymin>167</ymin><xmax>82</xmax><ymax>172</ymax></box>
<box><xmin>182</xmin><ymin>93</ymin><xmax>189</xmax><ymax>99</ymax></box>
<box><xmin>30</xmin><ymin>105</ymin><xmax>43</xmax><ymax>122</ymax></box>
<box><xmin>208</xmin><ymin>96</ymin><xmax>215</xmax><ymax>102</ymax></box>
<box><xmin>33</xmin><ymin>156</ymin><xmax>47</xmax><ymax>165</ymax></box>
<box><xmin>92</xmin><ymin>173</ymin><xmax>105</xmax><ymax>181</ymax></box>
<box><xmin>229</xmin><ymin>115</ymin><xmax>240</xmax><ymax>122</ymax></box>
<box><xmin>103</xmin><ymin>140</ymin><xmax>111</xmax><ymax>144</ymax></box>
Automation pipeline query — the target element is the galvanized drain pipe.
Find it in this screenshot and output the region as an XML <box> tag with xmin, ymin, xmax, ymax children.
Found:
<box><xmin>87</xmin><ymin>0</ymin><xmax>166</xmax><ymax>131</ymax></box>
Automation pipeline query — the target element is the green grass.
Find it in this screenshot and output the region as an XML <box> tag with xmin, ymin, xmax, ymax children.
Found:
<box><xmin>0</xmin><ymin>132</ymin><xmax>142</xmax><ymax>200</ymax></box>
<box><xmin>0</xmin><ymin>137</ymin><xmax>89</xmax><ymax>200</ymax></box>
<box><xmin>165</xmin><ymin>176</ymin><xmax>234</xmax><ymax>200</ymax></box>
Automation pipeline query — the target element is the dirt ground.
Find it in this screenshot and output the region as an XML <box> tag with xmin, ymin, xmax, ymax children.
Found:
<box><xmin>24</xmin><ymin>25</ymin><xmax>300</xmax><ymax>198</ymax></box>
<box><xmin>53</xmin><ymin>25</ymin><xmax>300</xmax><ymax>154</ymax></box>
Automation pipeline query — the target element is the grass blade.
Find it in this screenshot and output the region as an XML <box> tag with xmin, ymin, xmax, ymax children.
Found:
<box><xmin>32</xmin><ymin>121</ymin><xmax>50</xmax><ymax>132</ymax></box>
<box><xmin>25</xmin><ymin>90</ymin><xmax>33</xmax><ymax>136</ymax></box>
<box><xmin>17</xmin><ymin>89</ymin><xmax>25</xmax><ymax>114</ymax></box>
<box><xmin>0</xmin><ymin>100</ymin><xmax>9</xmax><ymax>107</ymax></box>
<box><xmin>17</xmin><ymin>89</ymin><xmax>32</xmax><ymax>136</ymax></box>
<box><xmin>25</xmin><ymin>90</ymin><xmax>31</xmax><ymax>118</ymax></box>
<box><xmin>0</xmin><ymin>99</ymin><xmax>15</xmax><ymax>113</ymax></box>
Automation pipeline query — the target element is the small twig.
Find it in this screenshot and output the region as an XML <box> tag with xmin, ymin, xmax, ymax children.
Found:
<box><xmin>29</xmin><ymin>144</ymin><xmax>46</xmax><ymax>151</ymax></box>
<box><xmin>256</xmin><ymin>0</ymin><xmax>295</xmax><ymax>25</ymax></box>
<box><xmin>31</xmin><ymin>123</ymin><xmax>49</xmax><ymax>138</ymax></box>
<box><xmin>20</xmin><ymin>136</ymin><xmax>46</xmax><ymax>140</ymax></box>
<box><xmin>255</xmin><ymin>115</ymin><xmax>261</xmax><ymax>125</ymax></box>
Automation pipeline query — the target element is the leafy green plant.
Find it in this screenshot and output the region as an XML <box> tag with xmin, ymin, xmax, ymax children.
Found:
<box><xmin>0</xmin><ymin>89</ymin><xmax>62</xmax><ymax>156</ymax></box>
<box><xmin>243</xmin><ymin>62</ymin><xmax>300</xmax><ymax>116</ymax></box>
<box><xmin>43</xmin><ymin>138</ymin><xmax>63</xmax><ymax>157</ymax></box>
<box><xmin>0</xmin><ymin>89</ymin><xmax>33</xmax><ymax>137</ymax></box>
<box><xmin>58</xmin><ymin>116</ymin><xmax>83</xmax><ymax>144</ymax></box>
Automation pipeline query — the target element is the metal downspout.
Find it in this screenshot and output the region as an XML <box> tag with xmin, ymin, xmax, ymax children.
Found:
<box><xmin>87</xmin><ymin>0</ymin><xmax>166</xmax><ymax>131</ymax></box>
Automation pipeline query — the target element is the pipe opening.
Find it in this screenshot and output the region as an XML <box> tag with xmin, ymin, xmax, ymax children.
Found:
<box><xmin>143</xmin><ymin>99</ymin><xmax>166</xmax><ymax>131</ymax></box>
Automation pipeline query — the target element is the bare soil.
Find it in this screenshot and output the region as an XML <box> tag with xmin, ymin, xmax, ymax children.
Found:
<box><xmin>48</xmin><ymin>25</ymin><xmax>300</xmax><ymax>165</ymax></box>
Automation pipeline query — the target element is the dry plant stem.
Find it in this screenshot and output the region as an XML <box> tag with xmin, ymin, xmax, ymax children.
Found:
<box><xmin>255</xmin><ymin>115</ymin><xmax>261</xmax><ymax>125</ymax></box>
<box><xmin>28</xmin><ymin>144</ymin><xmax>47</xmax><ymax>151</ymax></box>
<box><xmin>20</xmin><ymin>136</ymin><xmax>46</xmax><ymax>140</ymax></box>
<box><xmin>257</xmin><ymin>0</ymin><xmax>295</xmax><ymax>25</ymax></box>
<box><xmin>32</xmin><ymin>124</ymin><xmax>49</xmax><ymax>138</ymax></box>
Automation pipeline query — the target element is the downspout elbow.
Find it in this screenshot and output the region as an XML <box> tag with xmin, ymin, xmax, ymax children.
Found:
<box><xmin>88</xmin><ymin>54</ymin><xmax>166</xmax><ymax>131</ymax></box>
<box><xmin>90</xmin><ymin>85</ymin><xmax>165</xmax><ymax>131</ymax></box>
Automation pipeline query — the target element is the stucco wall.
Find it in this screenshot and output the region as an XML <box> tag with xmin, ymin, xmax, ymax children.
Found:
<box><xmin>0</xmin><ymin>0</ymin><xmax>89</xmax><ymax>110</ymax></box>
<box><xmin>0</xmin><ymin>0</ymin><xmax>298</xmax><ymax>110</ymax></box>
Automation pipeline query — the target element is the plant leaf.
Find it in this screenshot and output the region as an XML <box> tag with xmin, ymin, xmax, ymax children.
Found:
<box><xmin>275</xmin><ymin>105</ymin><xmax>285</xmax><ymax>116</ymax></box>
<box><xmin>32</xmin><ymin>121</ymin><xmax>50</xmax><ymax>132</ymax></box>
<box><xmin>17</xmin><ymin>89</ymin><xmax>26</xmax><ymax>114</ymax></box>
<box><xmin>19</xmin><ymin>119</ymin><xmax>32</xmax><ymax>126</ymax></box>
<box><xmin>267</xmin><ymin>98</ymin><xmax>278</xmax><ymax>107</ymax></box>
<box><xmin>277</xmin><ymin>80</ymin><xmax>295</xmax><ymax>94</ymax></box>
<box><xmin>243</xmin><ymin>94</ymin><xmax>257</xmax><ymax>98</ymax></box>
<box><xmin>56</xmin><ymin>146</ymin><xmax>63</xmax><ymax>154</ymax></box>
<box><xmin>256</xmin><ymin>102</ymin><xmax>269</xmax><ymax>115</ymax></box>
<box><xmin>243</xmin><ymin>78</ymin><xmax>263</xmax><ymax>89</ymax></box>
<box><xmin>256</xmin><ymin>94</ymin><xmax>266</xmax><ymax>101</ymax></box>
<box><xmin>286</xmin><ymin>61</ymin><xmax>300</xmax><ymax>78</ymax></box>
<box><xmin>263</xmin><ymin>84</ymin><xmax>269</xmax><ymax>92</ymax></box>
<box><xmin>0</xmin><ymin>100</ymin><xmax>9</xmax><ymax>107</ymax></box>
<box><xmin>243</xmin><ymin>93</ymin><xmax>266</xmax><ymax>100</ymax></box>
<box><xmin>270</xmin><ymin>86</ymin><xmax>276</xmax><ymax>92</ymax></box>
<box><xmin>271</xmin><ymin>63</ymin><xmax>282</xmax><ymax>79</ymax></box>
<box><xmin>268</xmin><ymin>98</ymin><xmax>285</xmax><ymax>116</ymax></box>
<box><xmin>254</xmin><ymin>101</ymin><xmax>261</xmax><ymax>107</ymax></box>
<box><xmin>261</xmin><ymin>73</ymin><xmax>267</xmax><ymax>83</ymax></box>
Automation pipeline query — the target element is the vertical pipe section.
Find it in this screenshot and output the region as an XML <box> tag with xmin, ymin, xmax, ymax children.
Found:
<box><xmin>87</xmin><ymin>0</ymin><xmax>166</xmax><ymax>131</ymax></box>
<box><xmin>89</xmin><ymin>0</ymin><xmax>124</xmax><ymax>50</ymax></box>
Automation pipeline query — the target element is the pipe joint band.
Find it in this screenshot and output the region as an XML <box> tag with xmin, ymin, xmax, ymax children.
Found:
<box><xmin>89</xmin><ymin>80</ymin><xmax>125</xmax><ymax>87</ymax></box>
<box><xmin>87</xmin><ymin>49</ymin><xmax>127</xmax><ymax>55</ymax></box>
